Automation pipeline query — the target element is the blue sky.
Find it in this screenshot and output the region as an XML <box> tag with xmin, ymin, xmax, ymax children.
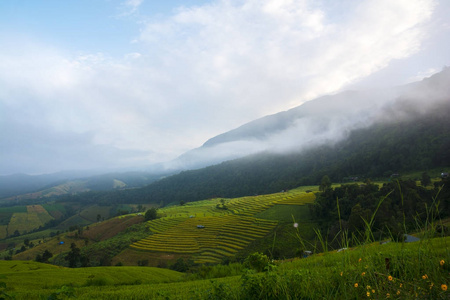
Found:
<box><xmin>0</xmin><ymin>0</ymin><xmax>209</xmax><ymax>56</ymax></box>
<box><xmin>1</xmin><ymin>0</ymin><xmax>449</xmax><ymax>174</ymax></box>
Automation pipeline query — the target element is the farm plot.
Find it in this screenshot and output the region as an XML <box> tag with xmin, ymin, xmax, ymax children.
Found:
<box><xmin>225</xmin><ymin>194</ymin><xmax>280</xmax><ymax>216</ymax></box>
<box><xmin>275</xmin><ymin>191</ymin><xmax>316</xmax><ymax>205</ymax></box>
<box><xmin>7</xmin><ymin>205</ymin><xmax>54</xmax><ymax>235</ymax></box>
<box><xmin>161</xmin><ymin>200</ymin><xmax>234</xmax><ymax>218</ymax></box>
<box><xmin>42</xmin><ymin>203</ymin><xmax>66</xmax><ymax>219</ymax></box>
<box><xmin>0</xmin><ymin>225</ymin><xmax>7</xmax><ymax>239</ymax></box>
<box><xmin>27</xmin><ymin>205</ymin><xmax>53</xmax><ymax>224</ymax></box>
<box><xmin>132</xmin><ymin>215</ymin><xmax>277</xmax><ymax>264</ymax></box>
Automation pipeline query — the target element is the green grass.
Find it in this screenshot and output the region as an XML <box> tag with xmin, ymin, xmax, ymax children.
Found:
<box><xmin>0</xmin><ymin>261</ymin><xmax>184</xmax><ymax>299</ymax></box>
<box><xmin>254</xmin><ymin>204</ymin><xmax>311</xmax><ymax>221</ymax></box>
<box><xmin>2</xmin><ymin>234</ymin><xmax>448</xmax><ymax>299</ymax></box>
<box><xmin>0</xmin><ymin>184</ymin><xmax>449</xmax><ymax>299</ymax></box>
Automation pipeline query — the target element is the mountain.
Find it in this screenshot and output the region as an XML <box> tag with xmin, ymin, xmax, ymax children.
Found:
<box><xmin>166</xmin><ymin>67</ymin><xmax>450</xmax><ymax>170</ymax></box>
<box><xmin>3</xmin><ymin>68</ymin><xmax>448</xmax><ymax>204</ymax></box>
<box><xmin>110</xmin><ymin>68</ymin><xmax>450</xmax><ymax>205</ymax></box>
<box><xmin>0</xmin><ymin>171</ymin><xmax>168</xmax><ymax>200</ymax></box>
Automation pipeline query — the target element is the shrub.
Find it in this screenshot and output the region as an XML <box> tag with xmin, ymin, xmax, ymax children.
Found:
<box><xmin>243</xmin><ymin>252</ymin><xmax>270</xmax><ymax>272</ymax></box>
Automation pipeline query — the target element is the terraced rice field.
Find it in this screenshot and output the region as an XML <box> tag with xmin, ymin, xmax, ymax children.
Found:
<box><xmin>132</xmin><ymin>189</ymin><xmax>315</xmax><ymax>264</ymax></box>
<box><xmin>132</xmin><ymin>215</ymin><xmax>277</xmax><ymax>263</ymax></box>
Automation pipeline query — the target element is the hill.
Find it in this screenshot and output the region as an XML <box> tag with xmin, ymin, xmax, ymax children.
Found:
<box><xmin>1</xmin><ymin>176</ymin><xmax>448</xmax><ymax>299</ymax></box>
<box><xmin>1</xmin><ymin>234</ymin><xmax>448</xmax><ymax>299</ymax></box>
<box><xmin>167</xmin><ymin>67</ymin><xmax>450</xmax><ymax>170</ymax></box>
<box><xmin>109</xmin><ymin>100</ymin><xmax>449</xmax><ymax>206</ymax></box>
<box><xmin>0</xmin><ymin>171</ymin><xmax>167</xmax><ymax>202</ymax></box>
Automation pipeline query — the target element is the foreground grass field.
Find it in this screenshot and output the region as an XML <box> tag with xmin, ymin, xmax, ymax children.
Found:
<box><xmin>1</xmin><ymin>234</ymin><xmax>448</xmax><ymax>299</ymax></box>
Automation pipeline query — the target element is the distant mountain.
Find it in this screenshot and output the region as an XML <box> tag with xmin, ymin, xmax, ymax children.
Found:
<box><xmin>166</xmin><ymin>67</ymin><xmax>450</xmax><ymax>170</ymax></box>
<box><xmin>0</xmin><ymin>171</ymin><xmax>168</xmax><ymax>200</ymax></box>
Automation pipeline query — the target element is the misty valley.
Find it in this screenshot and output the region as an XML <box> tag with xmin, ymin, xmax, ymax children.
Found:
<box><xmin>0</xmin><ymin>69</ymin><xmax>449</xmax><ymax>299</ymax></box>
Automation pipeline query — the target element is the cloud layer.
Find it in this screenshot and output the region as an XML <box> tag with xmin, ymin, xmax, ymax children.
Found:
<box><xmin>0</xmin><ymin>0</ymin><xmax>441</xmax><ymax>174</ymax></box>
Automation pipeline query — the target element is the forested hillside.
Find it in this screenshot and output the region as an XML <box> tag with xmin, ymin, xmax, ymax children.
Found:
<box><xmin>113</xmin><ymin>102</ymin><xmax>449</xmax><ymax>205</ymax></box>
<box><xmin>12</xmin><ymin>101</ymin><xmax>448</xmax><ymax>208</ymax></box>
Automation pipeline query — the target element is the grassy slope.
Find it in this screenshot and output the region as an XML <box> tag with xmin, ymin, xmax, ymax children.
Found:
<box><xmin>2</xmin><ymin>235</ymin><xmax>448</xmax><ymax>299</ymax></box>
<box><xmin>0</xmin><ymin>260</ymin><xmax>183</xmax><ymax>299</ymax></box>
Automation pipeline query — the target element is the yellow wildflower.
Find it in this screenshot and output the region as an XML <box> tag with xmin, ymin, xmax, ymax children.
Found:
<box><xmin>372</xmin><ymin>289</ymin><xmax>375</xmax><ymax>294</ymax></box>
<box><xmin>358</xmin><ymin>258</ymin><xmax>362</xmax><ymax>263</ymax></box>
<box><xmin>340</xmin><ymin>271</ymin><xmax>343</xmax><ymax>276</ymax></box>
<box><xmin>422</xmin><ymin>274</ymin><xmax>428</xmax><ymax>280</ymax></box>
<box><xmin>440</xmin><ymin>260</ymin><xmax>445</xmax><ymax>266</ymax></box>
<box><xmin>366</xmin><ymin>285</ymin><xmax>371</xmax><ymax>290</ymax></box>
<box><xmin>399</xmin><ymin>283</ymin><xmax>403</xmax><ymax>288</ymax></box>
<box><xmin>388</xmin><ymin>275</ymin><xmax>393</xmax><ymax>281</ymax></box>
<box><xmin>386</xmin><ymin>293</ymin><xmax>390</xmax><ymax>298</ymax></box>
<box><xmin>396</xmin><ymin>290</ymin><xmax>400</xmax><ymax>295</ymax></box>
<box><xmin>361</xmin><ymin>272</ymin><xmax>366</xmax><ymax>276</ymax></box>
<box><xmin>354</xmin><ymin>283</ymin><xmax>359</xmax><ymax>288</ymax></box>
<box><xmin>442</xmin><ymin>284</ymin><xmax>448</xmax><ymax>291</ymax></box>
<box><xmin>366</xmin><ymin>291</ymin><xmax>370</xmax><ymax>297</ymax></box>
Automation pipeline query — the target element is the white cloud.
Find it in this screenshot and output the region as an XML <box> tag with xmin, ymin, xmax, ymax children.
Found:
<box><xmin>0</xmin><ymin>0</ymin><xmax>441</xmax><ymax>174</ymax></box>
<box><xmin>120</xmin><ymin>0</ymin><xmax>144</xmax><ymax>16</ymax></box>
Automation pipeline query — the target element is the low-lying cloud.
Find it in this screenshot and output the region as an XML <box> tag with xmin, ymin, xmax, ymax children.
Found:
<box><xmin>0</xmin><ymin>0</ymin><xmax>444</xmax><ymax>174</ymax></box>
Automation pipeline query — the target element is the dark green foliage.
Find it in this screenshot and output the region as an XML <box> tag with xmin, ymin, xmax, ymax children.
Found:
<box><xmin>65</xmin><ymin>243</ymin><xmax>81</xmax><ymax>268</ymax></box>
<box><xmin>243</xmin><ymin>252</ymin><xmax>271</xmax><ymax>272</ymax></box>
<box><xmin>80</xmin><ymin>222</ymin><xmax>150</xmax><ymax>267</ymax></box>
<box><xmin>47</xmin><ymin>285</ymin><xmax>75</xmax><ymax>300</ymax></box>
<box><xmin>137</xmin><ymin>259</ymin><xmax>149</xmax><ymax>266</ymax></box>
<box><xmin>319</xmin><ymin>175</ymin><xmax>331</xmax><ymax>192</ymax></box>
<box><xmin>35</xmin><ymin>249</ymin><xmax>53</xmax><ymax>263</ymax></box>
<box><xmin>144</xmin><ymin>207</ymin><xmax>158</xmax><ymax>221</ymax></box>
<box><xmin>421</xmin><ymin>172</ymin><xmax>431</xmax><ymax>187</ymax></box>
<box><xmin>216</xmin><ymin>199</ymin><xmax>228</xmax><ymax>210</ymax></box>
<box><xmin>170</xmin><ymin>258</ymin><xmax>193</xmax><ymax>272</ymax></box>
<box><xmin>64</xmin><ymin>243</ymin><xmax>89</xmax><ymax>268</ymax></box>
<box><xmin>312</xmin><ymin>179</ymin><xmax>448</xmax><ymax>247</ymax></box>
<box><xmin>0</xmin><ymin>281</ymin><xmax>13</xmax><ymax>300</ymax></box>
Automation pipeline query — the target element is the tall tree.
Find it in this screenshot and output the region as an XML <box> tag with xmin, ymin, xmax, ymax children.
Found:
<box><xmin>319</xmin><ymin>175</ymin><xmax>332</xmax><ymax>192</ymax></box>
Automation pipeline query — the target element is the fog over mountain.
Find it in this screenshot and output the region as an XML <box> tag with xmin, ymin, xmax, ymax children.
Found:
<box><xmin>1</xmin><ymin>0</ymin><xmax>449</xmax><ymax>175</ymax></box>
<box><xmin>166</xmin><ymin>67</ymin><xmax>450</xmax><ymax>170</ymax></box>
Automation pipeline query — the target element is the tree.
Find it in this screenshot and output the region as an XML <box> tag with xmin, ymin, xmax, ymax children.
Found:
<box><xmin>37</xmin><ymin>250</ymin><xmax>53</xmax><ymax>263</ymax></box>
<box><xmin>145</xmin><ymin>208</ymin><xmax>158</xmax><ymax>221</ymax></box>
<box><xmin>42</xmin><ymin>250</ymin><xmax>53</xmax><ymax>262</ymax></box>
<box><xmin>244</xmin><ymin>252</ymin><xmax>270</xmax><ymax>272</ymax></box>
<box><xmin>65</xmin><ymin>243</ymin><xmax>81</xmax><ymax>268</ymax></box>
<box><xmin>170</xmin><ymin>258</ymin><xmax>192</xmax><ymax>272</ymax></box>
<box><xmin>319</xmin><ymin>175</ymin><xmax>332</xmax><ymax>192</ymax></box>
<box><xmin>421</xmin><ymin>172</ymin><xmax>431</xmax><ymax>187</ymax></box>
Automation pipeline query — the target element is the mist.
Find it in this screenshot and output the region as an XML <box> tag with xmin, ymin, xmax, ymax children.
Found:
<box><xmin>1</xmin><ymin>0</ymin><xmax>449</xmax><ymax>175</ymax></box>
<box><xmin>166</xmin><ymin>67</ymin><xmax>450</xmax><ymax>171</ymax></box>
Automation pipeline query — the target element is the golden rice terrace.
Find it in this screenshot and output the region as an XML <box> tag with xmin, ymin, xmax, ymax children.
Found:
<box><xmin>131</xmin><ymin>189</ymin><xmax>316</xmax><ymax>263</ymax></box>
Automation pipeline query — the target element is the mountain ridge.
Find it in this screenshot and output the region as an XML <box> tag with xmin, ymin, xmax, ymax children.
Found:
<box><xmin>167</xmin><ymin>67</ymin><xmax>450</xmax><ymax>171</ymax></box>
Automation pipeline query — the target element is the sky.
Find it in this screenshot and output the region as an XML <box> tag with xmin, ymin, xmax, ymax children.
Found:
<box><xmin>0</xmin><ymin>0</ymin><xmax>449</xmax><ymax>175</ymax></box>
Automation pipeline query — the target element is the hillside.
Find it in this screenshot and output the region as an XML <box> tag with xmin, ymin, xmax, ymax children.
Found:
<box><xmin>0</xmin><ymin>171</ymin><xmax>167</xmax><ymax>202</ymax></box>
<box><xmin>1</xmin><ymin>175</ymin><xmax>448</xmax><ymax>299</ymax></box>
<box><xmin>168</xmin><ymin>67</ymin><xmax>450</xmax><ymax>170</ymax></box>
<box><xmin>106</xmin><ymin>101</ymin><xmax>449</xmax><ymax>206</ymax></box>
